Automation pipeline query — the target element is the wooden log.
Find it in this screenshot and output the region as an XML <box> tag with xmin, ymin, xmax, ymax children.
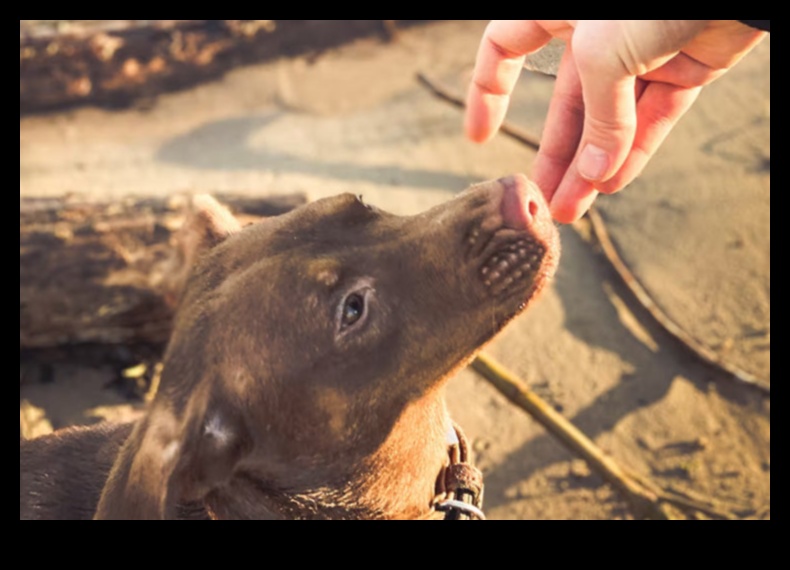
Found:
<box><xmin>20</xmin><ymin>193</ymin><xmax>306</xmax><ymax>348</ymax></box>
<box><xmin>20</xmin><ymin>20</ymin><xmax>428</xmax><ymax>114</ymax></box>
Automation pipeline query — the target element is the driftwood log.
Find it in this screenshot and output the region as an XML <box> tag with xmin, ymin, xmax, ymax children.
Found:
<box><xmin>20</xmin><ymin>20</ymin><xmax>425</xmax><ymax>114</ymax></box>
<box><xmin>20</xmin><ymin>193</ymin><xmax>306</xmax><ymax>349</ymax></box>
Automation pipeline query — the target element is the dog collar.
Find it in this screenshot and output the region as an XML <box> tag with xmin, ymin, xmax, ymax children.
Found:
<box><xmin>432</xmin><ymin>421</ymin><xmax>485</xmax><ymax>520</ymax></box>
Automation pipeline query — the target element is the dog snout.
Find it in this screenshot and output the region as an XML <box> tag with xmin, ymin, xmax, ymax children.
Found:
<box><xmin>498</xmin><ymin>174</ymin><xmax>548</xmax><ymax>231</ymax></box>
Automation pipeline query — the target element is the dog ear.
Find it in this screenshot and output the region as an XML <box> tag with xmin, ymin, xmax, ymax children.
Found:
<box><xmin>163</xmin><ymin>194</ymin><xmax>242</xmax><ymax>308</ymax></box>
<box><xmin>185</xmin><ymin>194</ymin><xmax>242</xmax><ymax>254</ymax></box>
<box><xmin>94</xmin><ymin>402</ymin><xmax>183</xmax><ymax>519</ymax></box>
<box><xmin>94</xmin><ymin>385</ymin><xmax>251</xmax><ymax>520</ymax></box>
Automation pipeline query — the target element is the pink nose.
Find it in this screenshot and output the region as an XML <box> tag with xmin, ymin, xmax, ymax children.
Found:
<box><xmin>499</xmin><ymin>174</ymin><xmax>542</xmax><ymax>230</ymax></box>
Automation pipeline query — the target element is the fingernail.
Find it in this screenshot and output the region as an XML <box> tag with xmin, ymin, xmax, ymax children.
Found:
<box><xmin>577</xmin><ymin>144</ymin><xmax>610</xmax><ymax>181</ymax></box>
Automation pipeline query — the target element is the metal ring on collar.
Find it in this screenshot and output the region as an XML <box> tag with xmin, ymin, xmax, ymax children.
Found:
<box><xmin>435</xmin><ymin>499</ymin><xmax>486</xmax><ymax>520</ymax></box>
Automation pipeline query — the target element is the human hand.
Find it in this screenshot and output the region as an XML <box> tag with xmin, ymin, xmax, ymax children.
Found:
<box><xmin>465</xmin><ymin>20</ymin><xmax>767</xmax><ymax>223</ymax></box>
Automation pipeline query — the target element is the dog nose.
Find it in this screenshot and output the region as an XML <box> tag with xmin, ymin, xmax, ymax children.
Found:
<box><xmin>498</xmin><ymin>174</ymin><xmax>544</xmax><ymax>230</ymax></box>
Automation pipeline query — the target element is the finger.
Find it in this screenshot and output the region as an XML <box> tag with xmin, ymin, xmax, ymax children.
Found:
<box><xmin>640</xmin><ymin>51</ymin><xmax>725</xmax><ymax>88</ymax></box>
<box><xmin>553</xmin><ymin>78</ymin><xmax>649</xmax><ymax>219</ymax></box>
<box><xmin>571</xmin><ymin>21</ymin><xmax>639</xmax><ymax>182</ymax></box>
<box><xmin>634</xmin><ymin>77</ymin><xmax>649</xmax><ymax>102</ymax></box>
<box><xmin>549</xmin><ymin>177</ymin><xmax>599</xmax><ymax>224</ymax></box>
<box><xmin>465</xmin><ymin>20</ymin><xmax>552</xmax><ymax>143</ymax></box>
<box><xmin>531</xmin><ymin>45</ymin><xmax>585</xmax><ymax>204</ymax></box>
<box><xmin>597</xmin><ymin>82</ymin><xmax>702</xmax><ymax>194</ymax></box>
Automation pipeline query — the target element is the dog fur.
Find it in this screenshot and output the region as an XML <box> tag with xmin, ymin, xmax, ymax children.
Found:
<box><xmin>20</xmin><ymin>175</ymin><xmax>559</xmax><ymax>519</ymax></box>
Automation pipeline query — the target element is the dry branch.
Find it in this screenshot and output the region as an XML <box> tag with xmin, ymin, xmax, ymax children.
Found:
<box><xmin>417</xmin><ymin>71</ymin><xmax>765</xmax><ymax>518</ymax></box>
<box><xmin>585</xmin><ymin>208</ymin><xmax>770</xmax><ymax>394</ymax></box>
<box><xmin>415</xmin><ymin>72</ymin><xmax>540</xmax><ymax>150</ymax></box>
<box><xmin>416</xmin><ymin>70</ymin><xmax>769</xmax><ymax>395</ymax></box>
<box><xmin>471</xmin><ymin>353</ymin><xmax>745</xmax><ymax>520</ymax></box>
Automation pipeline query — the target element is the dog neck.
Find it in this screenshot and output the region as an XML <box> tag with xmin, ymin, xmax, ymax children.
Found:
<box><xmin>202</xmin><ymin>393</ymin><xmax>452</xmax><ymax>520</ymax></box>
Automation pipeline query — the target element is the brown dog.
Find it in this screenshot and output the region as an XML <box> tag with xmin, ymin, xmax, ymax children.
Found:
<box><xmin>20</xmin><ymin>175</ymin><xmax>559</xmax><ymax>519</ymax></box>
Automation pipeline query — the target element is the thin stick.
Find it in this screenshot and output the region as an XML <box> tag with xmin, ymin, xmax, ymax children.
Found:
<box><xmin>418</xmin><ymin>71</ymin><xmax>764</xmax><ymax>518</ymax></box>
<box><xmin>624</xmin><ymin>467</ymin><xmax>741</xmax><ymax>520</ymax></box>
<box><xmin>416</xmin><ymin>70</ymin><xmax>769</xmax><ymax>395</ymax></box>
<box><xmin>415</xmin><ymin>72</ymin><xmax>541</xmax><ymax>150</ymax></box>
<box><xmin>472</xmin><ymin>353</ymin><xmax>745</xmax><ymax>520</ymax></box>
<box><xmin>585</xmin><ymin>208</ymin><xmax>770</xmax><ymax>395</ymax></box>
<box><xmin>471</xmin><ymin>353</ymin><xmax>670</xmax><ymax>520</ymax></box>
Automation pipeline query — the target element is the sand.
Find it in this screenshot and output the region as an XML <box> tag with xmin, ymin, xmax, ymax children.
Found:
<box><xmin>20</xmin><ymin>20</ymin><xmax>770</xmax><ymax>519</ymax></box>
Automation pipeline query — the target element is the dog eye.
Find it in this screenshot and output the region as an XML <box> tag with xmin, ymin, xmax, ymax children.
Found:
<box><xmin>341</xmin><ymin>293</ymin><xmax>365</xmax><ymax>328</ymax></box>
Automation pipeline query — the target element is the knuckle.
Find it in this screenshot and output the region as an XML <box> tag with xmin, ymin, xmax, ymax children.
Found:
<box><xmin>485</xmin><ymin>35</ymin><xmax>522</xmax><ymax>60</ymax></box>
<box><xmin>597</xmin><ymin>177</ymin><xmax>627</xmax><ymax>195</ymax></box>
<box><xmin>585</xmin><ymin>112</ymin><xmax>636</xmax><ymax>140</ymax></box>
<box><xmin>472</xmin><ymin>76</ymin><xmax>508</xmax><ymax>97</ymax></box>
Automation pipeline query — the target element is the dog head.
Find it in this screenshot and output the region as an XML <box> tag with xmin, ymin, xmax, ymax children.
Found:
<box><xmin>95</xmin><ymin>175</ymin><xmax>559</xmax><ymax>518</ymax></box>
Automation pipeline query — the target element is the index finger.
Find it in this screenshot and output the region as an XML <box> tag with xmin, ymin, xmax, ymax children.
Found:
<box><xmin>465</xmin><ymin>20</ymin><xmax>553</xmax><ymax>143</ymax></box>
